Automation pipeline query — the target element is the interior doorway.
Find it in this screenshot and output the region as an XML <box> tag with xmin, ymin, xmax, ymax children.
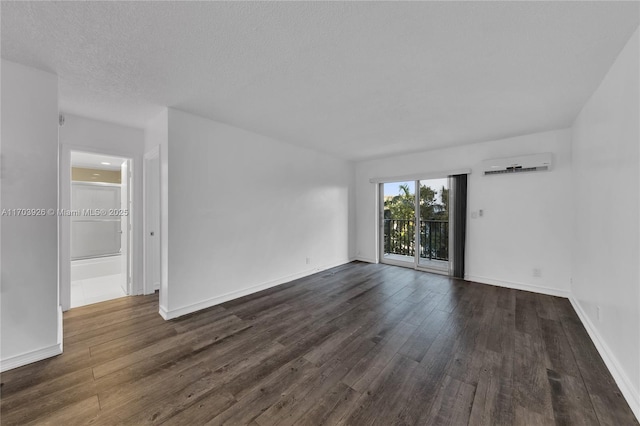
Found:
<box><xmin>69</xmin><ymin>151</ymin><xmax>133</xmax><ymax>307</ymax></box>
<box><xmin>380</xmin><ymin>177</ymin><xmax>451</xmax><ymax>274</ymax></box>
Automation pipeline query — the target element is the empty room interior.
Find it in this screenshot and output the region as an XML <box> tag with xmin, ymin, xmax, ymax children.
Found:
<box><xmin>1</xmin><ymin>1</ymin><xmax>639</xmax><ymax>425</ymax></box>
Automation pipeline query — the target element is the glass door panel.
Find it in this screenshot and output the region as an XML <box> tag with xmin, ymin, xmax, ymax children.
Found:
<box><xmin>417</xmin><ymin>178</ymin><xmax>449</xmax><ymax>271</ymax></box>
<box><xmin>381</xmin><ymin>181</ymin><xmax>416</xmax><ymax>266</ymax></box>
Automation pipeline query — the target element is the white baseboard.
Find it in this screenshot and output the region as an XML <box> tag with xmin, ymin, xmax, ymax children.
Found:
<box><xmin>464</xmin><ymin>275</ymin><xmax>638</xmax><ymax>420</ymax></box>
<box><xmin>569</xmin><ymin>297</ymin><xmax>640</xmax><ymax>421</ymax></box>
<box><xmin>464</xmin><ymin>274</ymin><xmax>570</xmax><ymax>298</ymax></box>
<box><xmin>160</xmin><ymin>259</ymin><xmax>352</xmax><ymax>320</ymax></box>
<box><xmin>1</xmin><ymin>306</ymin><xmax>64</xmax><ymax>372</ymax></box>
<box><xmin>58</xmin><ymin>305</ymin><xmax>63</xmax><ymax>353</ymax></box>
<box><xmin>0</xmin><ymin>344</ymin><xmax>63</xmax><ymax>373</ymax></box>
<box><xmin>159</xmin><ymin>304</ymin><xmax>169</xmax><ymax>320</ymax></box>
<box><xmin>354</xmin><ymin>256</ymin><xmax>377</xmax><ymax>264</ymax></box>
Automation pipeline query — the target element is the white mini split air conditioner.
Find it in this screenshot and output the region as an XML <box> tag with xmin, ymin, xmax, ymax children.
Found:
<box><xmin>481</xmin><ymin>153</ymin><xmax>553</xmax><ymax>176</ymax></box>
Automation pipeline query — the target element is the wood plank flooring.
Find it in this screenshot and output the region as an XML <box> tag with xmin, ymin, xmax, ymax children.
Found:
<box><xmin>1</xmin><ymin>262</ymin><xmax>637</xmax><ymax>425</ymax></box>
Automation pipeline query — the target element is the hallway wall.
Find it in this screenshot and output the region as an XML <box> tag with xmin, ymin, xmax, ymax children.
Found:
<box><xmin>0</xmin><ymin>60</ymin><xmax>60</xmax><ymax>370</ymax></box>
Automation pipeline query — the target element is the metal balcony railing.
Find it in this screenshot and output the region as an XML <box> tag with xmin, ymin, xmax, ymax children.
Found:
<box><xmin>383</xmin><ymin>219</ymin><xmax>449</xmax><ymax>261</ymax></box>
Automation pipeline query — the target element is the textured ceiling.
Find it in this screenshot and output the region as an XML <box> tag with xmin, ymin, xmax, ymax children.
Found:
<box><xmin>2</xmin><ymin>1</ymin><xmax>638</xmax><ymax>160</ymax></box>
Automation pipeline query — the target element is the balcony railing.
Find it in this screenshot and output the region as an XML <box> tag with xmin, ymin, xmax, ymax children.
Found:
<box><xmin>383</xmin><ymin>219</ymin><xmax>449</xmax><ymax>261</ymax></box>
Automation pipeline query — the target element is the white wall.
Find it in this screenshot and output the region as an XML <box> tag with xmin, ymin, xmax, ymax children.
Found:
<box><xmin>62</xmin><ymin>114</ymin><xmax>145</xmax><ymax>156</ymax></box>
<box><xmin>0</xmin><ymin>60</ymin><xmax>60</xmax><ymax>370</ymax></box>
<box><xmin>163</xmin><ymin>109</ymin><xmax>354</xmax><ymax>318</ymax></box>
<box><xmin>59</xmin><ymin>115</ymin><xmax>145</xmax><ymax>308</ymax></box>
<box><xmin>571</xmin><ymin>27</ymin><xmax>640</xmax><ymax>416</ymax></box>
<box><xmin>355</xmin><ymin>128</ymin><xmax>573</xmax><ymax>296</ymax></box>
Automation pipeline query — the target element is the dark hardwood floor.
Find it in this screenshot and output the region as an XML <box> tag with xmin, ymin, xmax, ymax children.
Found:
<box><xmin>1</xmin><ymin>262</ymin><xmax>637</xmax><ymax>425</ymax></box>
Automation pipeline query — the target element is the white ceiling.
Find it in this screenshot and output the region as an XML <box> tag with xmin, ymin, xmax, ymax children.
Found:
<box><xmin>2</xmin><ymin>2</ymin><xmax>638</xmax><ymax>160</ymax></box>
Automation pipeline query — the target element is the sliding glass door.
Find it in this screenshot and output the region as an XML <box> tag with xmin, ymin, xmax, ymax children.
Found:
<box><xmin>380</xmin><ymin>177</ymin><xmax>455</xmax><ymax>274</ymax></box>
<box><xmin>381</xmin><ymin>181</ymin><xmax>416</xmax><ymax>267</ymax></box>
<box><xmin>417</xmin><ymin>178</ymin><xmax>449</xmax><ymax>272</ymax></box>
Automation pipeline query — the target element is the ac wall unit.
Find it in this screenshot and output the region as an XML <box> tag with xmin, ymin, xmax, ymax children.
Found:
<box><xmin>481</xmin><ymin>153</ymin><xmax>553</xmax><ymax>176</ymax></box>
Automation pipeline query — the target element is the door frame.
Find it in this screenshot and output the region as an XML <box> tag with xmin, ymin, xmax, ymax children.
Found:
<box><xmin>378</xmin><ymin>181</ymin><xmax>418</xmax><ymax>270</ymax></box>
<box><xmin>143</xmin><ymin>146</ymin><xmax>161</xmax><ymax>295</ymax></box>
<box><xmin>59</xmin><ymin>144</ymin><xmax>140</xmax><ymax>311</ymax></box>
<box><xmin>378</xmin><ymin>177</ymin><xmax>452</xmax><ymax>275</ymax></box>
<box><xmin>120</xmin><ymin>160</ymin><xmax>132</xmax><ymax>295</ymax></box>
<box><xmin>415</xmin><ymin>176</ymin><xmax>454</xmax><ymax>275</ymax></box>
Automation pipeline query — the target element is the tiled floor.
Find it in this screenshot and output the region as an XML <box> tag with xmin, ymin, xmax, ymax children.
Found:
<box><xmin>70</xmin><ymin>273</ymin><xmax>127</xmax><ymax>308</ymax></box>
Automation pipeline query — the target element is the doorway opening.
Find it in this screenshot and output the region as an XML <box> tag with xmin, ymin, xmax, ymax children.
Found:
<box><xmin>380</xmin><ymin>177</ymin><xmax>451</xmax><ymax>274</ymax></box>
<box><xmin>69</xmin><ymin>151</ymin><xmax>133</xmax><ymax>308</ymax></box>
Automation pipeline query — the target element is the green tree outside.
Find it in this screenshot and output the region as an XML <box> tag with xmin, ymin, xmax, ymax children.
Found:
<box><xmin>384</xmin><ymin>183</ymin><xmax>449</xmax><ymax>259</ymax></box>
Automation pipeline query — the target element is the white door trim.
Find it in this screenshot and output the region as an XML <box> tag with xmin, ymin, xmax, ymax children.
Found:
<box><xmin>59</xmin><ymin>144</ymin><xmax>141</xmax><ymax>311</ymax></box>
<box><xmin>378</xmin><ymin>178</ymin><xmax>453</xmax><ymax>274</ymax></box>
<box><xmin>143</xmin><ymin>146</ymin><xmax>161</xmax><ymax>295</ymax></box>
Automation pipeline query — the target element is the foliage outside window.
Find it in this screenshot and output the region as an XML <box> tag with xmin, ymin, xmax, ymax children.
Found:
<box><xmin>384</xmin><ymin>183</ymin><xmax>449</xmax><ymax>260</ymax></box>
